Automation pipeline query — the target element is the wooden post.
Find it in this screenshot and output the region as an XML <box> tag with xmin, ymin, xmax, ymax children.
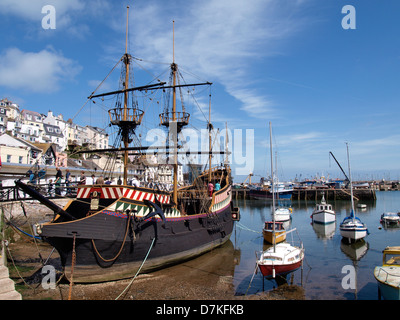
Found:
<box><xmin>1</xmin><ymin>206</ymin><xmax>5</xmax><ymax>267</ymax></box>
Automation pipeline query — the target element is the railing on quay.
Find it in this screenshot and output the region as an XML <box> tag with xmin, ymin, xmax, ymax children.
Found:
<box><xmin>0</xmin><ymin>182</ymin><xmax>78</xmax><ymax>202</ymax></box>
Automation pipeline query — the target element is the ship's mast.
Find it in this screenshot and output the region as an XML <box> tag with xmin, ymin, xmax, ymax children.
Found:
<box><xmin>122</xmin><ymin>5</ymin><xmax>130</xmax><ymax>185</ymax></box>
<box><xmin>172</xmin><ymin>20</ymin><xmax>178</xmax><ymax>205</ymax></box>
<box><xmin>160</xmin><ymin>21</ymin><xmax>191</xmax><ymax>206</ymax></box>
<box><xmin>159</xmin><ymin>21</ymin><xmax>213</xmax><ymax>206</ymax></box>
<box><xmin>208</xmin><ymin>95</ymin><xmax>212</xmax><ymax>182</ymax></box>
<box><xmin>269</xmin><ymin>122</ymin><xmax>276</xmax><ymax>252</ymax></box>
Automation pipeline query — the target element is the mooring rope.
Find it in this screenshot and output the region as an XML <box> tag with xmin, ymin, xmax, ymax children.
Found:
<box><xmin>115</xmin><ymin>237</ymin><xmax>156</xmax><ymax>300</ymax></box>
<box><xmin>236</xmin><ymin>222</ymin><xmax>262</xmax><ymax>234</ymax></box>
<box><xmin>68</xmin><ymin>233</ymin><xmax>77</xmax><ymax>300</ymax></box>
<box><xmin>91</xmin><ymin>211</ymin><xmax>132</xmax><ymax>263</ymax></box>
<box><xmin>245</xmin><ymin>263</ymin><xmax>259</xmax><ymax>295</ymax></box>
<box><xmin>5</xmin><ymin>241</ymin><xmax>35</xmax><ymax>290</ymax></box>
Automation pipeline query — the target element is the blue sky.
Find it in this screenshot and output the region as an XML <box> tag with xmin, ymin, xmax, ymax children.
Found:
<box><xmin>0</xmin><ymin>0</ymin><xmax>399</xmax><ymax>182</ymax></box>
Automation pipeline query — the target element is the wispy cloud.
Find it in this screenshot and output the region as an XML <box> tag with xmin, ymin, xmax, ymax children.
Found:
<box><xmin>0</xmin><ymin>0</ymin><xmax>110</xmax><ymax>39</ymax></box>
<box><xmin>0</xmin><ymin>47</ymin><xmax>81</xmax><ymax>93</ymax></box>
<box><xmin>353</xmin><ymin>135</ymin><xmax>400</xmax><ymax>156</ymax></box>
<box><xmin>117</xmin><ymin>0</ymin><xmax>312</xmax><ymax>123</ymax></box>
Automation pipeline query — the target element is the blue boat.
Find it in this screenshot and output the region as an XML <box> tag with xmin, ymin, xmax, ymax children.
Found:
<box><xmin>249</xmin><ymin>182</ymin><xmax>293</xmax><ymax>200</ymax></box>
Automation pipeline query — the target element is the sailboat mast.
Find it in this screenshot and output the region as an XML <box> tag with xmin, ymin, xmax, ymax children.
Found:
<box><xmin>346</xmin><ymin>142</ymin><xmax>355</xmax><ymax>219</ymax></box>
<box><xmin>122</xmin><ymin>5</ymin><xmax>130</xmax><ymax>185</ymax></box>
<box><xmin>269</xmin><ymin>122</ymin><xmax>276</xmax><ymax>252</ymax></box>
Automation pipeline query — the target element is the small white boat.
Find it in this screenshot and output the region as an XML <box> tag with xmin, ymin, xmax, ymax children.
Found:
<box><xmin>311</xmin><ymin>195</ymin><xmax>335</xmax><ymax>224</ymax></box>
<box><xmin>274</xmin><ymin>207</ymin><xmax>292</xmax><ymax>222</ymax></box>
<box><xmin>380</xmin><ymin>212</ymin><xmax>400</xmax><ymax>225</ymax></box>
<box><xmin>374</xmin><ymin>246</ymin><xmax>400</xmax><ymax>300</ymax></box>
<box><xmin>357</xmin><ymin>204</ymin><xmax>367</xmax><ymax>209</ymax></box>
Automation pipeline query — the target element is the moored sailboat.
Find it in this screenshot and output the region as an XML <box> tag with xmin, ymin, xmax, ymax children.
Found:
<box><xmin>257</xmin><ymin>123</ymin><xmax>304</xmax><ymax>279</ymax></box>
<box><xmin>339</xmin><ymin>143</ymin><xmax>368</xmax><ymax>243</ymax></box>
<box><xmin>16</xmin><ymin>7</ymin><xmax>239</xmax><ymax>283</ymax></box>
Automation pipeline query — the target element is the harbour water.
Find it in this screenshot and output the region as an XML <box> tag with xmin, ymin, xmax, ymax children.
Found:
<box><xmin>231</xmin><ymin>190</ymin><xmax>400</xmax><ymax>300</ymax></box>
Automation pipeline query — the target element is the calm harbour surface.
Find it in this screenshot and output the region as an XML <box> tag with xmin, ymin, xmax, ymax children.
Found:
<box><xmin>229</xmin><ymin>190</ymin><xmax>400</xmax><ymax>300</ymax></box>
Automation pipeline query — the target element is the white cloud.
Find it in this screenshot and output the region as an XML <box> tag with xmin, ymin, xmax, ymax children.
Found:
<box><xmin>0</xmin><ymin>47</ymin><xmax>81</xmax><ymax>93</ymax></box>
<box><xmin>125</xmin><ymin>0</ymin><xmax>309</xmax><ymax>122</ymax></box>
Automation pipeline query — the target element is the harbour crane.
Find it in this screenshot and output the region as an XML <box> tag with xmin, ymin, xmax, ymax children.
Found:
<box><xmin>241</xmin><ymin>173</ymin><xmax>255</xmax><ymax>188</ymax></box>
<box><xmin>329</xmin><ymin>151</ymin><xmax>350</xmax><ymax>185</ymax></box>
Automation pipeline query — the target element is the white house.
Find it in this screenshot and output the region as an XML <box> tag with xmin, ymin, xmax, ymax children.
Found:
<box><xmin>0</xmin><ymin>133</ymin><xmax>36</xmax><ymax>165</ymax></box>
<box><xmin>85</xmin><ymin>126</ymin><xmax>109</xmax><ymax>150</ymax></box>
<box><xmin>43</xmin><ymin>110</ymin><xmax>69</xmax><ymax>151</ymax></box>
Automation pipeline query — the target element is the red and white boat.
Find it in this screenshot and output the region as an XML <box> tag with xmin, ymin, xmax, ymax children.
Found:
<box><xmin>257</xmin><ymin>241</ymin><xmax>304</xmax><ymax>278</ymax></box>
<box><xmin>256</xmin><ymin>123</ymin><xmax>304</xmax><ymax>279</ymax></box>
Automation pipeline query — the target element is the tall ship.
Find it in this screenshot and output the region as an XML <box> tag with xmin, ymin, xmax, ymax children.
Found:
<box><xmin>16</xmin><ymin>7</ymin><xmax>239</xmax><ymax>283</ymax></box>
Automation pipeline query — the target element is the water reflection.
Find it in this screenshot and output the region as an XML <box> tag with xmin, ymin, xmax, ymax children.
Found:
<box><xmin>340</xmin><ymin>239</ymin><xmax>369</xmax><ymax>300</ymax></box>
<box><xmin>232</xmin><ymin>192</ymin><xmax>399</xmax><ymax>300</ymax></box>
<box><xmin>312</xmin><ymin>222</ymin><xmax>336</xmax><ymax>239</ymax></box>
<box><xmin>340</xmin><ymin>239</ymin><xmax>369</xmax><ymax>261</ymax></box>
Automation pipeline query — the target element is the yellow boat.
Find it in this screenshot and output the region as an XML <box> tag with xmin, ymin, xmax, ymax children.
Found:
<box><xmin>374</xmin><ymin>246</ymin><xmax>400</xmax><ymax>300</ymax></box>
<box><xmin>263</xmin><ymin>221</ymin><xmax>286</xmax><ymax>244</ymax></box>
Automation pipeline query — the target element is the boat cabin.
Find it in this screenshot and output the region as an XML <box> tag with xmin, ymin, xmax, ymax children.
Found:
<box><xmin>382</xmin><ymin>246</ymin><xmax>400</xmax><ymax>266</ymax></box>
<box><xmin>264</xmin><ymin>221</ymin><xmax>284</xmax><ymax>231</ymax></box>
<box><xmin>315</xmin><ymin>203</ymin><xmax>332</xmax><ymax>212</ymax></box>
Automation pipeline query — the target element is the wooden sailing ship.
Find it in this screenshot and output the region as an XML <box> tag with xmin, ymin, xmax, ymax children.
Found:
<box><xmin>16</xmin><ymin>7</ymin><xmax>239</xmax><ymax>283</ymax></box>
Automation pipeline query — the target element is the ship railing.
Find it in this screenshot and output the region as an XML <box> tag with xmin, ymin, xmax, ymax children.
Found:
<box><xmin>159</xmin><ymin>112</ymin><xmax>190</xmax><ymax>128</ymax></box>
<box><xmin>177</xmin><ymin>188</ymin><xmax>208</xmax><ymax>200</ymax></box>
<box><xmin>109</xmin><ymin>107</ymin><xmax>144</xmax><ymax>126</ymax></box>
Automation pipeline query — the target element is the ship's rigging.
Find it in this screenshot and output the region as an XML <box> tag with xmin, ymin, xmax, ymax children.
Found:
<box><xmin>83</xmin><ymin>11</ymin><xmax>221</xmax><ymax>206</ymax></box>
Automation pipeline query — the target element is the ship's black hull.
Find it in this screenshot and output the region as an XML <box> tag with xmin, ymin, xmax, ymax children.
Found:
<box><xmin>42</xmin><ymin>203</ymin><xmax>234</xmax><ymax>283</ymax></box>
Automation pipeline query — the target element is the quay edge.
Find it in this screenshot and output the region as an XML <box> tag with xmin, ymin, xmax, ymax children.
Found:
<box><xmin>232</xmin><ymin>187</ymin><xmax>377</xmax><ymax>201</ymax></box>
